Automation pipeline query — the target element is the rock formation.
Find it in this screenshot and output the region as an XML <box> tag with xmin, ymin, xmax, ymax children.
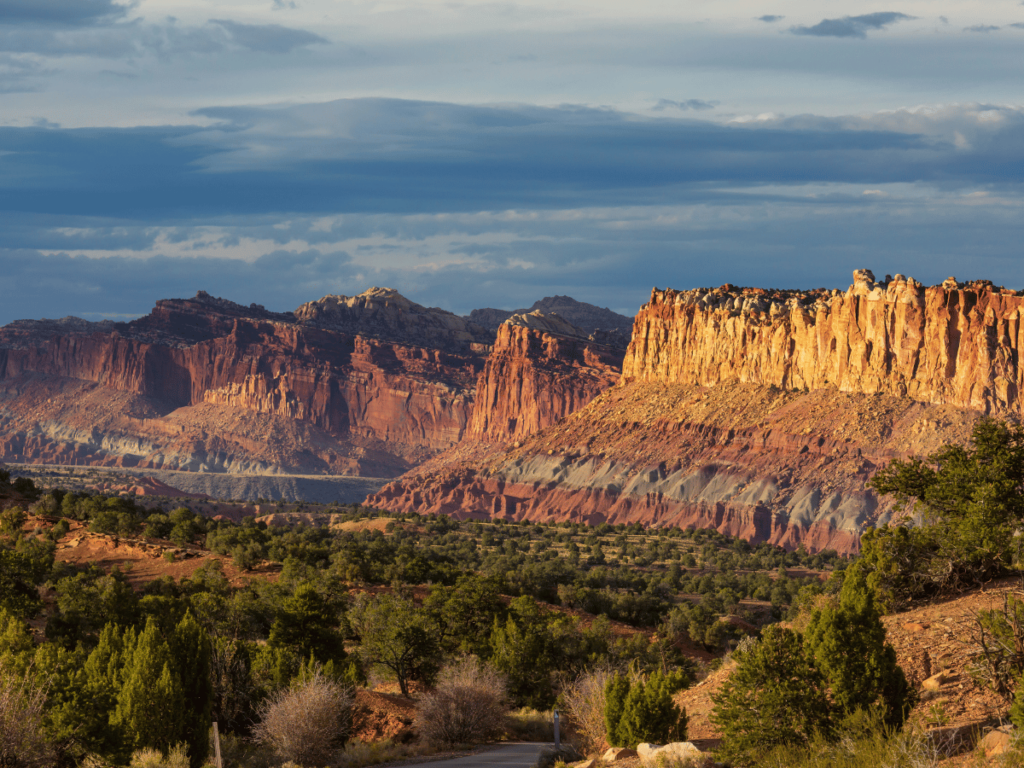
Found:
<box><xmin>469</xmin><ymin>295</ymin><xmax>634</xmax><ymax>347</ymax></box>
<box><xmin>369</xmin><ymin>271</ymin><xmax>1019</xmax><ymax>553</ymax></box>
<box><xmin>0</xmin><ymin>288</ymin><xmax>624</xmax><ymax>478</ymax></box>
<box><xmin>468</xmin><ymin>313</ymin><xmax>623</xmax><ymax>443</ymax></box>
<box><xmin>0</xmin><ymin>290</ymin><xmax>483</xmax><ymax>475</ymax></box>
<box><xmin>624</xmin><ymin>270</ymin><xmax>1024</xmax><ymax>414</ymax></box>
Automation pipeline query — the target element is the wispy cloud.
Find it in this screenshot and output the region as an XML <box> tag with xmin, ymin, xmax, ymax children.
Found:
<box><xmin>757</xmin><ymin>15</ymin><xmax>784</xmax><ymax>23</ymax></box>
<box><xmin>209</xmin><ymin>19</ymin><xmax>327</xmax><ymax>53</ymax></box>
<box><xmin>652</xmin><ymin>98</ymin><xmax>716</xmax><ymax>112</ymax></box>
<box><xmin>790</xmin><ymin>12</ymin><xmax>914</xmax><ymax>39</ymax></box>
<box><xmin>964</xmin><ymin>24</ymin><xmax>1001</xmax><ymax>33</ymax></box>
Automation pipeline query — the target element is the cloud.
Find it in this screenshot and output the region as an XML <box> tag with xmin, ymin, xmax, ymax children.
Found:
<box><xmin>0</xmin><ymin>0</ymin><xmax>133</xmax><ymax>27</ymax></box>
<box><xmin>1011</xmin><ymin>22</ymin><xmax>1024</xmax><ymax>28</ymax></box>
<box><xmin>3</xmin><ymin>186</ymin><xmax>1024</xmax><ymax>327</ymax></box>
<box><xmin>652</xmin><ymin>98</ymin><xmax>716</xmax><ymax>112</ymax></box>
<box><xmin>964</xmin><ymin>25</ymin><xmax>1001</xmax><ymax>33</ymax></box>
<box><xmin>0</xmin><ymin>247</ymin><xmax>357</xmax><ymax>324</ymax></box>
<box><xmin>0</xmin><ymin>53</ymin><xmax>50</xmax><ymax>91</ymax></box>
<box><xmin>209</xmin><ymin>19</ymin><xmax>328</xmax><ymax>53</ymax></box>
<box><xmin>758</xmin><ymin>15</ymin><xmax>784</xmax><ymax>23</ymax></box>
<box><xmin>272</xmin><ymin>0</ymin><xmax>297</xmax><ymax>8</ymax></box>
<box><xmin>0</xmin><ymin>17</ymin><xmax>330</xmax><ymax>59</ymax></box>
<box><xmin>790</xmin><ymin>12</ymin><xmax>914</xmax><ymax>39</ymax></box>
<box><xmin>0</xmin><ymin>99</ymin><xmax>1020</xmax><ymax>227</ymax></box>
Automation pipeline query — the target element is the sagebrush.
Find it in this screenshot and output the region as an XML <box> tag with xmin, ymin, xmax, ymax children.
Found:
<box><xmin>252</xmin><ymin>668</ymin><xmax>354</xmax><ymax>767</ymax></box>
<box><xmin>416</xmin><ymin>657</ymin><xmax>509</xmax><ymax>747</ymax></box>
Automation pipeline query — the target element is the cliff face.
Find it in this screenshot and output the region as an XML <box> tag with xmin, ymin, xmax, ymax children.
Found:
<box><xmin>369</xmin><ymin>271</ymin><xmax>1013</xmax><ymax>553</ymax></box>
<box><xmin>623</xmin><ymin>270</ymin><xmax>1024</xmax><ymax>413</ymax></box>
<box><xmin>0</xmin><ymin>289</ymin><xmax>624</xmax><ymax>477</ymax></box>
<box><xmin>467</xmin><ymin>315</ymin><xmax>623</xmax><ymax>443</ymax></box>
<box><xmin>0</xmin><ymin>291</ymin><xmax>482</xmax><ymax>475</ymax></box>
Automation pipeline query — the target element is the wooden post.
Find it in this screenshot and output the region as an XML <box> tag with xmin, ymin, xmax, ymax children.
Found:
<box><xmin>212</xmin><ymin>721</ymin><xmax>223</xmax><ymax>768</ymax></box>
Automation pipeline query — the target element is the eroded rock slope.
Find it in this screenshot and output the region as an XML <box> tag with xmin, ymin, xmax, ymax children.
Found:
<box><xmin>370</xmin><ymin>271</ymin><xmax>1019</xmax><ymax>552</ymax></box>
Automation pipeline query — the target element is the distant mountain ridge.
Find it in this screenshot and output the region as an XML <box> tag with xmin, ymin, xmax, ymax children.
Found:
<box><xmin>468</xmin><ymin>295</ymin><xmax>634</xmax><ymax>340</ymax></box>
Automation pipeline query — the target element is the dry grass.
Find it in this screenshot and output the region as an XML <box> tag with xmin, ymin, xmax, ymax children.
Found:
<box><xmin>505</xmin><ymin>708</ymin><xmax>554</xmax><ymax>742</ymax></box>
<box><xmin>128</xmin><ymin>744</ymin><xmax>190</xmax><ymax>768</ymax></box>
<box><xmin>0</xmin><ymin>664</ymin><xmax>54</xmax><ymax>768</ymax></box>
<box><xmin>560</xmin><ymin>668</ymin><xmax>613</xmax><ymax>755</ymax></box>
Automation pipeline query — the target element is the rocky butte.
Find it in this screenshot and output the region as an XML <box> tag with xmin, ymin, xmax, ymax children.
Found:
<box><xmin>369</xmin><ymin>270</ymin><xmax>1023</xmax><ymax>554</ymax></box>
<box><xmin>0</xmin><ymin>288</ymin><xmax>626</xmax><ymax>478</ymax></box>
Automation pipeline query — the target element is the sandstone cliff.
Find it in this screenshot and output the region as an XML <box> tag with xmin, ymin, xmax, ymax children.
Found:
<box><xmin>0</xmin><ymin>290</ymin><xmax>483</xmax><ymax>475</ymax></box>
<box><xmin>623</xmin><ymin>270</ymin><xmax>1024</xmax><ymax>414</ymax></box>
<box><xmin>295</xmin><ymin>288</ymin><xmax>494</xmax><ymax>354</ymax></box>
<box><xmin>0</xmin><ymin>289</ymin><xmax>624</xmax><ymax>478</ymax></box>
<box><xmin>469</xmin><ymin>295</ymin><xmax>634</xmax><ymax>347</ymax></box>
<box><xmin>369</xmin><ymin>271</ymin><xmax>1016</xmax><ymax>553</ymax></box>
<box><xmin>468</xmin><ymin>313</ymin><xmax>623</xmax><ymax>443</ymax></box>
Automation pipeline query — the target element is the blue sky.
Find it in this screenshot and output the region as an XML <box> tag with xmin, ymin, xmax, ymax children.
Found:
<box><xmin>0</xmin><ymin>0</ymin><xmax>1023</xmax><ymax>323</ymax></box>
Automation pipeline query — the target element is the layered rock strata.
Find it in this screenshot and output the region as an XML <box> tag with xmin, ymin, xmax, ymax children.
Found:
<box><xmin>469</xmin><ymin>295</ymin><xmax>634</xmax><ymax>348</ymax></box>
<box><xmin>0</xmin><ymin>290</ymin><xmax>483</xmax><ymax>475</ymax></box>
<box><xmin>370</xmin><ymin>271</ymin><xmax>1016</xmax><ymax>552</ymax></box>
<box><xmin>0</xmin><ymin>289</ymin><xmax>624</xmax><ymax>477</ymax></box>
<box><xmin>369</xmin><ymin>380</ymin><xmax>982</xmax><ymax>554</ymax></box>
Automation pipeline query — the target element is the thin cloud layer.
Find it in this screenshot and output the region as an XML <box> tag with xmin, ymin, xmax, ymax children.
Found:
<box><xmin>0</xmin><ymin>100</ymin><xmax>1021</xmax><ymax>223</ymax></box>
<box><xmin>790</xmin><ymin>12</ymin><xmax>913</xmax><ymax>38</ymax></box>
<box><xmin>652</xmin><ymin>99</ymin><xmax>716</xmax><ymax>111</ymax></box>
<box><xmin>209</xmin><ymin>20</ymin><xmax>328</xmax><ymax>53</ymax></box>
<box><xmin>0</xmin><ymin>0</ymin><xmax>132</xmax><ymax>26</ymax></box>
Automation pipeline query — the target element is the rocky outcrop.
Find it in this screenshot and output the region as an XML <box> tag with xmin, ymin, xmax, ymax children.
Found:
<box><xmin>295</xmin><ymin>287</ymin><xmax>493</xmax><ymax>354</ymax></box>
<box><xmin>468</xmin><ymin>315</ymin><xmax>623</xmax><ymax>443</ymax></box>
<box><xmin>370</xmin><ymin>271</ymin><xmax>1013</xmax><ymax>552</ymax></box>
<box><xmin>623</xmin><ymin>270</ymin><xmax>1024</xmax><ymax>414</ymax></box>
<box><xmin>369</xmin><ymin>379</ymin><xmax>983</xmax><ymax>554</ymax></box>
<box><xmin>0</xmin><ymin>290</ymin><xmax>484</xmax><ymax>475</ymax></box>
<box><xmin>0</xmin><ymin>289</ymin><xmax>626</xmax><ymax>478</ymax></box>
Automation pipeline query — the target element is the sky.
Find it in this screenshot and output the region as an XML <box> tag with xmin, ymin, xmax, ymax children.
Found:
<box><xmin>0</xmin><ymin>0</ymin><xmax>1023</xmax><ymax>324</ymax></box>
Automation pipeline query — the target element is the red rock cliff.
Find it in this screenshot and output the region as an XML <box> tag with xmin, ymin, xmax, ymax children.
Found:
<box><xmin>0</xmin><ymin>292</ymin><xmax>482</xmax><ymax>475</ymax></box>
<box><xmin>623</xmin><ymin>270</ymin><xmax>1024</xmax><ymax>413</ymax></box>
<box><xmin>369</xmin><ymin>271</ymin><xmax>1012</xmax><ymax>552</ymax></box>
<box><xmin>468</xmin><ymin>314</ymin><xmax>623</xmax><ymax>443</ymax></box>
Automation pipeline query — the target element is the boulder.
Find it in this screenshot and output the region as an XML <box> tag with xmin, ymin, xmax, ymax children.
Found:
<box><xmin>602</xmin><ymin>748</ymin><xmax>639</xmax><ymax>762</ymax></box>
<box><xmin>977</xmin><ymin>726</ymin><xmax>1013</xmax><ymax>759</ymax></box>
<box><xmin>921</xmin><ymin>671</ymin><xmax>956</xmax><ymax>692</ymax></box>
<box><xmin>637</xmin><ymin>743</ymin><xmax>703</xmax><ymax>765</ymax></box>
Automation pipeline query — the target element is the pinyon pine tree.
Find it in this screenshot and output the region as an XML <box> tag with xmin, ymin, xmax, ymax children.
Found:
<box><xmin>804</xmin><ymin>568</ymin><xmax>912</xmax><ymax>727</ymax></box>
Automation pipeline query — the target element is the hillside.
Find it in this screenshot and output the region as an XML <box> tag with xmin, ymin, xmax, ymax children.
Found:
<box><xmin>678</xmin><ymin>579</ymin><xmax>1020</xmax><ymax>764</ymax></box>
<box><xmin>372</xmin><ymin>270</ymin><xmax>1020</xmax><ymax>553</ymax></box>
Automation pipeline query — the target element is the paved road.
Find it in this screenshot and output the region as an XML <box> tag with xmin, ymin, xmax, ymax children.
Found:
<box><xmin>409</xmin><ymin>743</ymin><xmax>552</xmax><ymax>768</ymax></box>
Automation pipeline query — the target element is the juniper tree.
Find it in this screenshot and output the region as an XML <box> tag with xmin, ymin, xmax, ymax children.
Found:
<box><xmin>710</xmin><ymin>625</ymin><xmax>831</xmax><ymax>767</ymax></box>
